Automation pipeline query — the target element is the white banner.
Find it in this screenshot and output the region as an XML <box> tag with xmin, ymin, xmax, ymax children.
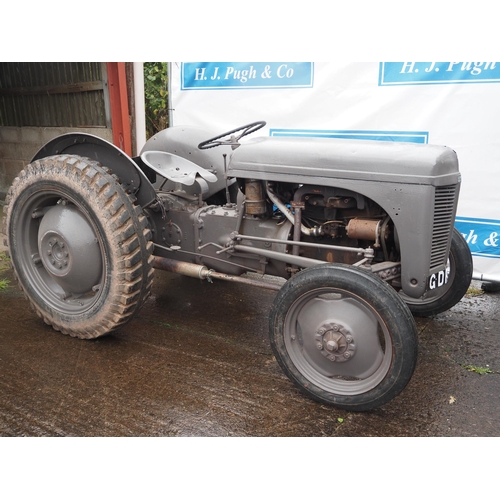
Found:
<box><xmin>170</xmin><ymin>62</ymin><xmax>500</xmax><ymax>282</ymax></box>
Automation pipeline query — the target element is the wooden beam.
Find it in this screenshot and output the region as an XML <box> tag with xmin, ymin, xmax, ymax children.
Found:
<box><xmin>0</xmin><ymin>81</ymin><xmax>104</xmax><ymax>97</ymax></box>
<box><xmin>106</xmin><ymin>62</ymin><xmax>132</xmax><ymax>156</ymax></box>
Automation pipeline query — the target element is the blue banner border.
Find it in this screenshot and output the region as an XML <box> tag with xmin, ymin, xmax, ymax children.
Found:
<box><xmin>379</xmin><ymin>62</ymin><xmax>500</xmax><ymax>86</ymax></box>
<box><xmin>455</xmin><ymin>216</ymin><xmax>500</xmax><ymax>259</ymax></box>
<box><xmin>180</xmin><ymin>62</ymin><xmax>314</xmax><ymax>90</ymax></box>
<box><xmin>269</xmin><ymin>129</ymin><xmax>429</xmax><ymax>144</ymax></box>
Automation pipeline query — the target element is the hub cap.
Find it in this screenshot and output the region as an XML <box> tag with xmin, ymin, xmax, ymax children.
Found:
<box><xmin>284</xmin><ymin>289</ymin><xmax>390</xmax><ymax>395</ymax></box>
<box><xmin>38</xmin><ymin>204</ymin><xmax>103</xmax><ymax>295</ymax></box>
<box><xmin>315</xmin><ymin>322</ymin><xmax>356</xmax><ymax>362</ymax></box>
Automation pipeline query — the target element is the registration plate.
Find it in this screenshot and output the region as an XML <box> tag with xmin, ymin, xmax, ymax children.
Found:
<box><xmin>428</xmin><ymin>268</ymin><xmax>450</xmax><ymax>290</ymax></box>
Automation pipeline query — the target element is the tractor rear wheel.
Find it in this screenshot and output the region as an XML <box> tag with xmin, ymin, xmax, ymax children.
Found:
<box><xmin>2</xmin><ymin>155</ymin><xmax>154</xmax><ymax>339</ymax></box>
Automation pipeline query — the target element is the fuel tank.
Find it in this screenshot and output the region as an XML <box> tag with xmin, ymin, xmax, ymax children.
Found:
<box><xmin>228</xmin><ymin>136</ymin><xmax>460</xmax><ymax>187</ymax></box>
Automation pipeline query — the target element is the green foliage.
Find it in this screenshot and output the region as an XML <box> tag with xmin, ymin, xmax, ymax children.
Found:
<box><xmin>0</xmin><ymin>252</ymin><xmax>9</xmax><ymax>290</ymax></box>
<box><xmin>463</xmin><ymin>365</ymin><xmax>493</xmax><ymax>375</ymax></box>
<box><xmin>144</xmin><ymin>62</ymin><xmax>168</xmax><ymax>139</ymax></box>
<box><xmin>0</xmin><ymin>252</ymin><xmax>9</xmax><ymax>272</ymax></box>
<box><xmin>466</xmin><ymin>286</ymin><xmax>484</xmax><ymax>297</ymax></box>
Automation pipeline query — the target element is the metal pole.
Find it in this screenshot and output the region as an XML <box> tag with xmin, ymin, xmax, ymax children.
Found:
<box><xmin>133</xmin><ymin>62</ymin><xmax>147</xmax><ymax>154</ymax></box>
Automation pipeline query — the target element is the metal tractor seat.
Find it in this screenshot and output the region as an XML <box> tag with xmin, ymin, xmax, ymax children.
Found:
<box><xmin>140</xmin><ymin>150</ymin><xmax>217</xmax><ymax>188</ymax></box>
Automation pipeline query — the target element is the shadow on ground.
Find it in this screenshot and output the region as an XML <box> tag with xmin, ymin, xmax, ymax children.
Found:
<box><xmin>0</xmin><ymin>255</ymin><xmax>499</xmax><ymax>436</ymax></box>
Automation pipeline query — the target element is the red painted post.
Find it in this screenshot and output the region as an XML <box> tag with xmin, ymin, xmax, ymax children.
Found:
<box><xmin>107</xmin><ymin>62</ymin><xmax>132</xmax><ymax>156</ymax></box>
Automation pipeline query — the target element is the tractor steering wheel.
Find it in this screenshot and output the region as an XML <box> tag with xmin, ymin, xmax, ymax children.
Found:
<box><xmin>198</xmin><ymin>121</ymin><xmax>266</xmax><ymax>150</ymax></box>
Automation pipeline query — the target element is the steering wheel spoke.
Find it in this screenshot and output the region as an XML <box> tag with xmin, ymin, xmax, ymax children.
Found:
<box><xmin>198</xmin><ymin>121</ymin><xmax>266</xmax><ymax>150</ymax></box>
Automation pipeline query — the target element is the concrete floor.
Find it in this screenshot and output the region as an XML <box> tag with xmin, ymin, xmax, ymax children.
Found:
<box><xmin>1</xmin><ymin>243</ymin><xmax>499</xmax><ymax>437</ymax></box>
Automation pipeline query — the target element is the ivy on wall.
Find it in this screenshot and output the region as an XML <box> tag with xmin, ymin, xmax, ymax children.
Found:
<box><xmin>144</xmin><ymin>62</ymin><xmax>168</xmax><ymax>139</ymax></box>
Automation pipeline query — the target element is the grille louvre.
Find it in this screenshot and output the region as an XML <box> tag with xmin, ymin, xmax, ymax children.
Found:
<box><xmin>430</xmin><ymin>185</ymin><xmax>458</xmax><ymax>268</ymax></box>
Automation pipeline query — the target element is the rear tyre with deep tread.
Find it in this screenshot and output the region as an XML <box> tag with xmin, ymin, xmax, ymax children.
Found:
<box><xmin>2</xmin><ymin>155</ymin><xmax>154</xmax><ymax>339</ymax></box>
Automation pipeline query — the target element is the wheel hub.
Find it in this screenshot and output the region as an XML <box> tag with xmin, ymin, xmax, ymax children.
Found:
<box><xmin>40</xmin><ymin>235</ymin><xmax>71</xmax><ymax>276</ymax></box>
<box><xmin>315</xmin><ymin>322</ymin><xmax>356</xmax><ymax>362</ymax></box>
<box><xmin>37</xmin><ymin>203</ymin><xmax>103</xmax><ymax>295</ymax></box>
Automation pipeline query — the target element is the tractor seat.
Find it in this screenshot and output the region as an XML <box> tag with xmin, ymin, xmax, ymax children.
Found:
<box><xmin>140</xmin><ymin>150</ymin><xmax>217</xmax><ymax>186</ymax></box>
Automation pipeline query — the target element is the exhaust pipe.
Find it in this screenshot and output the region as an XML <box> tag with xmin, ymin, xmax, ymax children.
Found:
<box><xmin>153</xmin><ymin>256</ymin><xmax>282</xmax><ymax>291</ymax></box>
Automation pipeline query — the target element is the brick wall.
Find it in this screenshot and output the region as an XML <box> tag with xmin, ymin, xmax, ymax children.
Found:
<box><xmin>0</xmin><ymin>126</ymin><xmax>113</xmax><ymax>199</ymax></box>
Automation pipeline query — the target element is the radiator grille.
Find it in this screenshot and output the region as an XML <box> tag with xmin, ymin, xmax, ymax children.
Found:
<box><xmin>430</xmin><ymin>185</ymin><xmax>458</xmax><ymax>268</ymax></box>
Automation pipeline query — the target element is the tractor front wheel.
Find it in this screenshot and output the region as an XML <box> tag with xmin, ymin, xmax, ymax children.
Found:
<box><xmin>269</xmin><ymin>264</ymin><xmax>418</xmax><ymax>411</ymax></box>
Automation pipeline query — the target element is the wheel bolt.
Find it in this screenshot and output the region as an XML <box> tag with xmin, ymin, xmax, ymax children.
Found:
<box><xmin>317</xmin><ymin>343</ymin><xmax>323</xmax><ymax>350</ymax></box>
<box><xmin>326</xmin><ymin>340</ymin><xmax>339</xmax><ymax>352</ymax></box>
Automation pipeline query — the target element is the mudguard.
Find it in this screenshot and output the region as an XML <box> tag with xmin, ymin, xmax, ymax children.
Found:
<box><xmin>31</xmin><ymin>133</ymin><xmax>157</xmax><ymax>207</ymax></box>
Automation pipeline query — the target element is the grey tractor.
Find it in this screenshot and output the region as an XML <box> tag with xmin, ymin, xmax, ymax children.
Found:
<box><xmin>2</xmin><ymin>121</ymin><xmax>473</xmax><ymax>411</ymax></box>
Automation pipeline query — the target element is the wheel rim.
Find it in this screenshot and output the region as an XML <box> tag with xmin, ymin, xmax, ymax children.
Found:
<box><xmin>283</xmin><ymin>287</ymin><xmax>392</xmax><ymax>396</ymax></box>
<box><xmin>14</xmin><ymin>189</ymin><xmax>105</xmax><ymax>314</ymax></box>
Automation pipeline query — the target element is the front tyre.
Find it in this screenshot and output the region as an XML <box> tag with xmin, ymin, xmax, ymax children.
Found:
<box><xmin>403</xmin><ymin>228</ymin><xmax>473</xmax><ymax>317</ymax></box>
<box><xmin>269</xmin><ymin>264</ymin><xmax>418</xmax><ymax>411</ymax></box>
<box><xmin>3</xmin><ymin>155</ymin><xmax>154</xmax><ymax>339</ymax></box>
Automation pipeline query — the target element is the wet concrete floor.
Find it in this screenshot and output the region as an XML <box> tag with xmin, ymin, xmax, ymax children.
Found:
<box><xmin>1</xmin><ymin>250</ymin><xmax>499</xmax><ymax>437</ymax></box>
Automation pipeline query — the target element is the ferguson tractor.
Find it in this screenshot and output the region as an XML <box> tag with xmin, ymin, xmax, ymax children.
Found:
<box><xmin>2</xmin><ymin>121</ymin><xmax>472</xmax><ymax>411</ymax></box>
